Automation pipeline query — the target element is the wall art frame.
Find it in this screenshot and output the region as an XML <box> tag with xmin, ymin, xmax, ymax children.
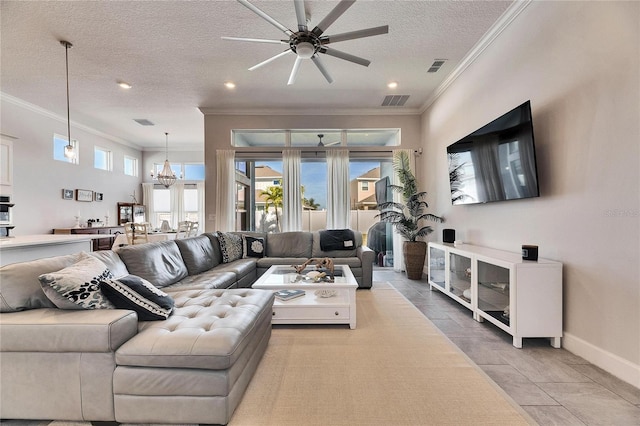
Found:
<box><xmin>94</xmin><ymin>192</ymin><xmax>104</xmax><ymax>202</ymax></box>
<box><xmin>76</xmin><ymin>189</ymin><xmax>93</xmax><ymax>202</ymax></box>
<box><xmin>62</xmin><ymin>188</ymin><xmax>74</xmax><ymax>200</ymax></box>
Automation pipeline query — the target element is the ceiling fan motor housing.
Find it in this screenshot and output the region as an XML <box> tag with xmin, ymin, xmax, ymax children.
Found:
<box><xmin>290</xmin><ymin>32</ymin><xmax>321</xmax><ymax>58</ymax></box>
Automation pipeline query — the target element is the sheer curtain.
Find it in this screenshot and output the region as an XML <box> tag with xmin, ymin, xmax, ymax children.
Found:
<box><xmin>170</xmin><ymin>182</ymin><xmax>185</xmax><ymax>229</ymax></box>
<box><xmin>326</xmin><ymin>149</ymin><xmax>350</xmax><ymax>229</ymax></box>
<box><xmin>282</xmin><ymin>149</ymin><xmax>302</xmax><ymax>231</ymax></box>
<box><xmin>216</xmin><ymin>149</ymin><xmax>236</xmax><ymax>232</ymax></box>
<box><xmin>196</xmin><ymin>181</ymin><xmax>205</xmax><ymax>234</ymax></box>
<box><xmin>141</xmin><ymin>183</ymin><xmax>155</xmax><ymax>228</ymax></box>
<box><xmin>392</xmin><ymin>149</ymin><xmax>415</xmax><ymax>272</ymax></box>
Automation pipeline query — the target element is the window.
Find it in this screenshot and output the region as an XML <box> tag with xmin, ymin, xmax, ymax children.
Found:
<box><xmin>151</xmin><ymin>162</ymin><xmax>205</xmax><ymax>182</ymax></box>
<box><xmin>153</xmin><ymin>187</ymin><xmax>170</xmax><ymax>226</ymax></box>
<box><xmin>232</xmin><ymin>129</ymin><xmax>400</xmax><ymax>147</ymax></box>
<box><xmin>184</xmin><ymin>163</ymin><xmax>205</xmax><ymax>180</ymax></box>
<box><xmin>94</xmin><ymin>147</ymin><xmax>112</xmax><ymax>171</ymax></box>
<box><xmin>361</xmin><ymin>181</ymin><xmax>369</xmax><ymax>191</ymax></box>
<box><xmin>53</xmin><ymin>134</ymin><xmax>78</xmax><ymax>164</ymax></box>
<box><xmin>184</xmin><ymin>188</ymin><xmax>199</xmax><ymax>222</ymax></box>
<box><xmin>124</xmin><ymin>156</ymin><xmax>138</xmax><ymax>177</ymax></box>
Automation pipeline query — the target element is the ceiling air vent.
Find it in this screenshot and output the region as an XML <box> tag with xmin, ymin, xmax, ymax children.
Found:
<box><xmin>133</xmin><ymin>119</ymin><xmax>155</xmax><ymax>126</ymax></box>
<box><xmin>381</xmin><ymin>95</ymin><xmax>409</xmax><ymax>107</ymax></box>
<box><xmin>427</xmin><ymin>59</ymin><xmax>447</xmax><ymax>73</ymax></box>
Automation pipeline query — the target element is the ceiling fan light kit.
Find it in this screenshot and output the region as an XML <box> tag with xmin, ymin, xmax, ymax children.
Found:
<box><xmin>224</xmin><ymin>0</ymin><xmax>388</xmax><ymax>85</ymax></box>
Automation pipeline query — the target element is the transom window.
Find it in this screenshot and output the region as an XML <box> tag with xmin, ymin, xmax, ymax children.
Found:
<box><xmin>232</xmin><ymin>129</ymin><xmax>400</xmax><ymax>148</ymax></box>
<box><xmin>124</xmin><ymin>156</ymin><xmax>139</xmax><ymax>177</ymax></box>
<box><xmin>53</xmin><ymin>134</ymin><xmax>78</xmax><ymax>164</ymax></box>
<box><xmin>94</xmin><ymin>147</ymin><xmax>113</xmax><ymax>171</ymax></box>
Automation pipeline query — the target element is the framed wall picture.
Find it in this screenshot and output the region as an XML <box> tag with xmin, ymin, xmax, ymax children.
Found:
<box><xmin>62</xmin><ymin>188</ymin><xmax>74</xmax><ymax>200</ymax></box>
<box><xmin>94</xmin><ymin>192</ymin><xmax>104</xmax><ymax>202</ymax></box>
<box><xmin>76</xmin><ymin>189</ymin><xmax>93</xmax><ymax>202</ymax></box>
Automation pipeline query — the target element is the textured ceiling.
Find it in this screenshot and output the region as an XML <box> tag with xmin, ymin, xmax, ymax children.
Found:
<box><xmin>0</xmin><ymin>0</ymin><xmax>513</xmax><ymax>150</ymax></box>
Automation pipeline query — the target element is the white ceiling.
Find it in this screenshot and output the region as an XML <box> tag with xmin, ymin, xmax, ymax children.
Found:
<box><xmin>0</xmin><ymin>0</ymin><xmax>514</xmax><ymax>150</ymax></box>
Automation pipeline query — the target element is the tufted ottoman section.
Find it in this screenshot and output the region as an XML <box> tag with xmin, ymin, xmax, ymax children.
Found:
<box><xmin>113</xmin><ymin>289</ymin><xmax>274</xmax><ymax>425</ymax></box>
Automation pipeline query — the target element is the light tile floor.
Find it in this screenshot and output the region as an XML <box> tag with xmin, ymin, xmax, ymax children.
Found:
<box><xmin>375</xmin><ymin>267</ymin><xmax>640</xmax><ymax>426</ymax></box>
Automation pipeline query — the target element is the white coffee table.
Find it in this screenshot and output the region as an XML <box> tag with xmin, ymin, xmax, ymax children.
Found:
<box><xmin>252</xmin><ymin>265</ymin><xmax>358</xmax><ymax>329</ymax></box>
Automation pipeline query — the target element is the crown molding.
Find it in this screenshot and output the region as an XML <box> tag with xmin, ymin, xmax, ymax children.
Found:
<box><xmin>198</xmin><ymin>106</ymin><xmax>422</xmax><ymax>116</ymax></box>
<box><xmin>0</xmin><ymin>92</ymin><xmax>143</xmax><ymax>150</ymax></box>
<box><xmin>419</xmin><ymin>0</ymin><xmax>532</xmax><ymax>113</ymax></box>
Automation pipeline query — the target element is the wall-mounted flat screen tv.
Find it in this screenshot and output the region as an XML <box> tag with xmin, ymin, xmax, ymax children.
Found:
<box><xmin>447</xmin><ymin>100</ymin><xmax>539</xmax><ymax>205</ymax></box>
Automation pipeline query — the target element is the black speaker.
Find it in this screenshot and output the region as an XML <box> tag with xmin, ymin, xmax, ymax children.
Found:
<box><xmin>443</xmin><ymin>229</ymin><xmax>455</xmax><ymax>243</ymax></box>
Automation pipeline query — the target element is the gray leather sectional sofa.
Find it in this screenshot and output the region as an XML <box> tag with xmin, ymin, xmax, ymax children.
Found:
<box><xmin>0</xmin><ymin>230</ymin><xmax>373</xmax><ymax>424</ymax></box>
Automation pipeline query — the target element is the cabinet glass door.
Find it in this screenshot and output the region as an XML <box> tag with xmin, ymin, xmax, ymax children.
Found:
<box><xmin>428</xmin><ymin>246</ymin><xmax>446</xmax><ymax>289</ymax></box>
<box><xmin>449</xmin><ymin>253</ymin><xmax>471</xmax><ymax>302</ymax></box>
<box><xmin>477</xmin><ymin>260</ymin><xmax>510</xmax><ymax>326</ymax></box>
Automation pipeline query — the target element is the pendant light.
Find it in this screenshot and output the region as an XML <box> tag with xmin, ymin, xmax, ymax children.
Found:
<box><xmin>156</xmin><ymin>132</ymin><xmax>177</xmax><ymax>188</ymax></box>
<box><xmin>61</xmin><ymin>40</ymin><xmax>75</xmax><ymax>159</ymax></box>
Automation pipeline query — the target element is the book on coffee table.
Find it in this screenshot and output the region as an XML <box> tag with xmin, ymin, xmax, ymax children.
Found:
<box><xmin>274</xmin><ymin>289</ymin><xmax>306</xmax><ymax>301</ymax></box>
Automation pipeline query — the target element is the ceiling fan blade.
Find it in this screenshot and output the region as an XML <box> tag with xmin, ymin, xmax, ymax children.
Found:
<box><xmin>321</xmin><ymin>25</ymin><xmax>389</xmax><ymax>44</ymax></box>
<box><xmin>287</xmin><ymin>56</ymin><xmax>304</xmax><ymax>85</ymax></box>
<box><xmin>249</xmin><ymin>50</ymin><xmax>292</xmax><ymax>71</ymax></box>
<box><xmin>312</xmin><ymin>0</ymin><xmax>356</xmax><ymax>37</ymax></box>
<box><xmin>320</xmin><ymin>47</ymin><xmax>370</xmax><ymax>67</ymax></box>
<box><xmin>222</xmin><ymin>36</ymin><xmax>288</xmax><ymax>45</ymax></box>
<box><xmin>237</xmin><ymin>0</ymin><xmax>293</xmax><ymax>36</ymax></box>
<box><xmin>294</xmin><ymin>0</ymin><xmax>307</xmax><ymax>31</ymax></box>
<box><xmin>311</xmin><ymin>56</ymin><xmax>334</xmax><ymax>84</ymax></box>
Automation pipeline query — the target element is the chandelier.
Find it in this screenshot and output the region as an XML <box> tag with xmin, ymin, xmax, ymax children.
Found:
<box><xmin>152</xmin><ymin>132</ymin><xmax>177</xmax><ymax>188</ymax></box>
<box><xmin>61</xmin><ymin>40</ymin><xmax>75</xmax><ymax>159</ymax></box>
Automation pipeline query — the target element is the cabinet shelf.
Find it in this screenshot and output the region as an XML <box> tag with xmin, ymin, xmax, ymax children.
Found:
<box><xmin>428</xmin><ymin>242</ymin><xmax>563</xmax><ymax>348</ymax></box>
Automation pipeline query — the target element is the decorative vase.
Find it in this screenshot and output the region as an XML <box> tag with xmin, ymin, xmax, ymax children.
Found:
<box><xmin>403</xmin><ymin>241</ymin><xmax>427</xmax><ymax>280</ymax></box>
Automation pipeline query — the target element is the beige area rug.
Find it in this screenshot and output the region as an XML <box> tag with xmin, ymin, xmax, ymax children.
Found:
<box><xmin>229</xmin><ymin>284</ymin><xmax>533</xmax><ymax>426</ymax></box>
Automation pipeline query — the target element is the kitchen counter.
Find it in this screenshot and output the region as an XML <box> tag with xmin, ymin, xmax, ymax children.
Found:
<box><xmin>0</xmin><ymin>234</ymin><xmax>100</xmax><ymax>266</ymax></box>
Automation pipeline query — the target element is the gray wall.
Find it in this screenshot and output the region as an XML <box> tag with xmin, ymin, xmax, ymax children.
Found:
<box><xmin>1</xmin><ymin>97</ymin><xmax>143</xmax><ymax>234</ymax></box>
<box><xmin>420</xmin><ymin>1</ymin><xmax>639</xmax><ymax>385</ymax></box>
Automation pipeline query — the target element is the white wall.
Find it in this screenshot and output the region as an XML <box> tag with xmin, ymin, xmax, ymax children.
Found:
<box><xmin>202</xmin><ymin>114</ymin><xmax>422</xmax><ymax>232</ymax></box>
<box><xmin>420</xmin><ymin>1</ymin><xmax>639</xmax><ymax>386</ymax></box>
<box><xmin>1</xmin><ymin>97</ymin><xmax>143</xmax><ymax>234</ymax></box>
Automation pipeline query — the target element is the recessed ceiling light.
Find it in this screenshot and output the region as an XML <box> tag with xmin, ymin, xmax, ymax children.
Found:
<box><xmin>387</xmin><ymin>81</ymin><xmax>398</xmax><ymax>89</ymax></box>
<box><xmin>118</xmin><ymin>81</ymin><xmax>132</xmax><ymax>89</ymax></box>
<box><xmin>224</xmin><ymin>82</ymin><xmax>236</xmax><ymax>89</ymax></box>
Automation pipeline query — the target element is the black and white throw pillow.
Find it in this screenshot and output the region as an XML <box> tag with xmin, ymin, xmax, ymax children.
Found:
<box><xmin>217</xmin><ymin>232</ymin><xmax>243</xmax><ymax>263</ymax></box>
<box><xmin>39</xmin><ymin>253</ymin><xmax>115</xmax><ymax>310</ymax></box>
<box><xmin>100</xmin><ymin>275</ymin><xmax>174</xmax><ymax>321</ymax></box>
<box><xmin>242</xmin><ymin>235</ymin><xmax>265</xmax><ymax>258</ymax></box>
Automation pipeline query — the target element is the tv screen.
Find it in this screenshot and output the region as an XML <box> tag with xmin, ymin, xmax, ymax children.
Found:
<box><xmin>447</xmin><ymin>100</ymin><xmax>539</xmax><ymax>205</ymax></box>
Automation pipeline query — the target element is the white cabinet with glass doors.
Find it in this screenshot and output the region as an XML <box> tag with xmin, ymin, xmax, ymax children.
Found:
<box><xmin>428</xmin><ymin>242</ymin><xmax>562</xmax><ymax>349</ymax></box>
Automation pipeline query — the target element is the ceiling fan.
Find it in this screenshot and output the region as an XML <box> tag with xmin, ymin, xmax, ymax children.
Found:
<box><xmin>222</xmin><ymin>0</ymin><xmax>389</xmax><ymax>85</ymax></box>
<box><xmin>317</xmin><ymin>134</ymin><xmax>340</xmax><ymax>146</ymax></box>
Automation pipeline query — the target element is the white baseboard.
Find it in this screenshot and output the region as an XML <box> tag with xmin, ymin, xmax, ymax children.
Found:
<box><xmin>563</xmin><ymin>332</ymin><xmax>640</xmax><ymax>389</ymax></box>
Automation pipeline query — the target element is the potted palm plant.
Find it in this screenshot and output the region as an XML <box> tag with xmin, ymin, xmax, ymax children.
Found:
<box><xmin>376</xmin><ymin>151</ymin><xmax>443</xmax><ymax>279</ymax></box>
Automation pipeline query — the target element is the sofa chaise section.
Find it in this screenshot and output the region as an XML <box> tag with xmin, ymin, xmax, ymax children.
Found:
<box><xmin>113</xmin><ymin>288</ymin><xmax>274</xmax><ymax>425</ymax></box>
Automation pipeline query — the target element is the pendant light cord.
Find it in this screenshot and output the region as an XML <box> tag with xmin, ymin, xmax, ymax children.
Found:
<box><xmin>61</xmin><ymin>41</ymin><xmax>73</xmax><ymax>151</ymax></box>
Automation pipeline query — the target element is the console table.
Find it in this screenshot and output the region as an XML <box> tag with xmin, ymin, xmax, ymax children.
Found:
<box><xmin>53</xmin><ymin>226</ymin><xmax>125</xmax><ymax>251</ymax></box>
<box><xmin>428</xmin><ymin>242</ymin><xmax>563</xmax><ymax>348</ymax></box>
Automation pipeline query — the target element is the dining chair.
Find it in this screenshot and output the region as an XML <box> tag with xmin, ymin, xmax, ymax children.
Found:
<box><xmin>187</xmin><ymin>221</ymin><xmax>199</xmax><ymax>237</ymax></box>
<box><xmin>176</xmin><ymin>221</ymin><xmax>191</xmax><ymax>239</ymax></box>
<box><xmin>125</xmin><ymin>222</ymin><xmax>150</xmax><ymax>245</ymax></box>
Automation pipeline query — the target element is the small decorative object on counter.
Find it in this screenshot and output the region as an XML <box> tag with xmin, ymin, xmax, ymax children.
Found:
<box><xmin>522</xmin><ymin>245</ymin><xmax>538</xmax><ymax>261</ymax></box>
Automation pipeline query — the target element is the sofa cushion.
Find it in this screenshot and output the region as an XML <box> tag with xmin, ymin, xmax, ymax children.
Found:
<box><xmin>117</xmin><ymin>241</ymin><xmax>188</xmax><ymax>288</ymax></box>
<box><xmin>242</xmin><ymin>235</ymin><xmax>265</xmax><ymax>258</ymax></box>
<box><xmin>38</xmin><ymin>253</ymin><xmax>115</xmax><ymax>310</ymax></box>
<box><xmin>163</xmin><ymin>271</ymin><xmax>237</xmax><ymax>292</ymax></box>
<box><xmin>101</xmin><ymin>275</ymin><xmax>175</xmax><ymax>321</ymax></box>
<box><xmin>90</xmin><ymin>250</ymin><xmax>129</xmax><ymax>278</ymax></box>
<box><xmin>266</xmin><ymin>232</ymin><xmax>312</xmax><ymax>258</ymax></box>
<box><xmin>217</xmin><ymin>232</ymin><xmax>243</xmax><ymax>263</ymax></box>
<box><xmin>175</xmin><ymin>235</ymin><xmax>219</xmax><ymax>275</ymax></box>
<box><xmin>115</xmin><ymin>289</ymin><xmax>274</xmax><ymax>370</ymax></box>
<box><xmin>0</xmin><ymin>252</ymin><xmax>83</xmax><ymax>312</ymax></box>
